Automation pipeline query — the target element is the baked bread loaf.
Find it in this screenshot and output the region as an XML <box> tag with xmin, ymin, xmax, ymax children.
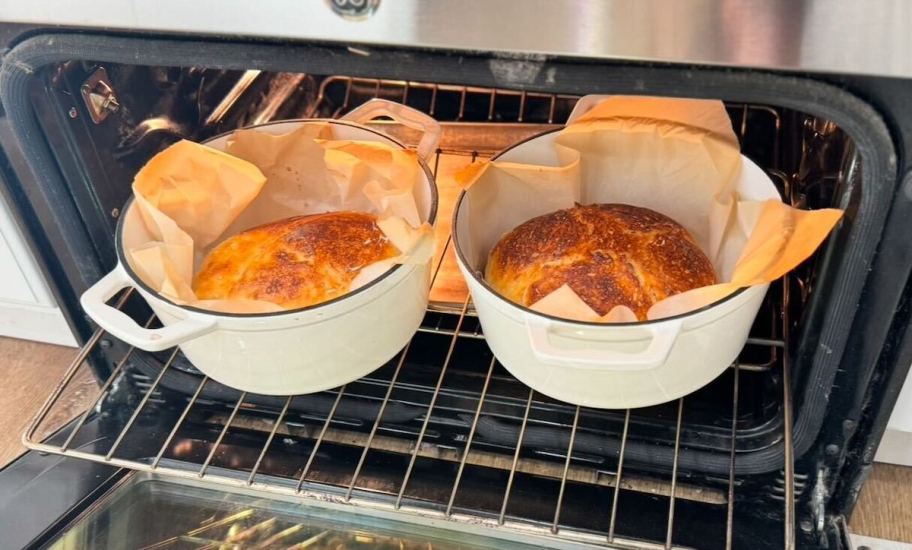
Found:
<box><xmin>194</xmin><ymin>211</ymin><xmax>398</xmax><ymax>309</ymax></box>
<box><xmin>485</xmin><ymin>204</ymin><xmax>716</xmax><ymax>320</ymax></box>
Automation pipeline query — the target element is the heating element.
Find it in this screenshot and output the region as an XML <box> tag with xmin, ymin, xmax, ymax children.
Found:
<box><xmin>21</xmin><ymin>81</ymin><xmax>819</xmax><ymax>550</ymax></box>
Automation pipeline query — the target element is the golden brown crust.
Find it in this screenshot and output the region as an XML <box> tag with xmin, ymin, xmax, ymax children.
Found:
<box><xmin>485</xmin><ymin>204</ymin><xmax>716</xmax><ymax>320</ymax></box>
<box><xmin>193</xmin><ymin>211</ymin><xmax>398</xmax><ymax>309</ymax></box>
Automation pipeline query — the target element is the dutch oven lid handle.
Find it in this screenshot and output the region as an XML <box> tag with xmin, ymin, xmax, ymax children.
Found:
<box><xmin>341</xmin><ymin>98</ymin><xmax>442</xmax><ymax>161</ymax></box>
<box><xmin>566</xmin><ymin>94</ymin><xmax>615</xmax><ymax>125</ymax></box>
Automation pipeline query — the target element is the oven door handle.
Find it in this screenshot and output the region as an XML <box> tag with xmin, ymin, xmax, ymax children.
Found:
<box><xmin>80</xmin><ymin>266</ymin><xmax>216</xmax><ymax>352</ymax></box>
<box><xmin>341</xmin><ymin>98</ymin><xmax>442</xmax><ymax>161</ymax></box>
<box><xmin>525</xmin><ymin>315</ymin><xmax>683</xmax><ymax>371</ymax></box>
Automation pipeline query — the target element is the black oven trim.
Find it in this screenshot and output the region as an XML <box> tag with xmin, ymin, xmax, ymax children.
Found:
<box><xmin>1</xmin><ymin>31</ymin><xmax>911</xmax><ymax>531</ymax></box>
<box><xmin>0</xmin><ymin>417</ymin><xmax>125</xmax><ymax>549</ymax></box>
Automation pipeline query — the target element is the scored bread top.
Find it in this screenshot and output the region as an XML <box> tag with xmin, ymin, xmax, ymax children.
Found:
<box><xmin>193</xmin><ymin>211</ymin><xmax>398</xmax><ymax>309</ymax></box>
<box><xmin>485</xmin><ymin>204</ymin><xmax>716</xmax><ymax>320</ymax></box>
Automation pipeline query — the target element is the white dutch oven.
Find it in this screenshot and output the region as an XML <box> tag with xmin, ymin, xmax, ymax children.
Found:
<box><xmin>453</xmin><ymin>119</ymin><xmax>780</xmax><ymax>409</ymax></box>
<box><xmin>81</xmin><ymin>100</ymin><xmax>440</xmax><ymax>395</ymax></box>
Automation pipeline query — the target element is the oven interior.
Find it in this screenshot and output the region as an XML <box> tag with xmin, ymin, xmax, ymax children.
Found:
<box><xmin>18</xmin><ymin>61</ymin><xmax>864</xmax><ymax>550</ymax></box>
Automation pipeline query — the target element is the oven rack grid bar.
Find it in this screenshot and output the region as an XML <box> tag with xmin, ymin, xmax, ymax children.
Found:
<box><xmin>24</xmin><ymin>99</ymin><xmax>797</xmax><ymax>549</ymax></box>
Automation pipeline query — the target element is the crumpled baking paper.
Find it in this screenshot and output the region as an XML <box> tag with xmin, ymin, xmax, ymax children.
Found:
<box><xmin>124</xmin><ymin>123</ymin><xmax>433</xmax><ymax>313</ymax></box>
<box><xmin>457</xmin><ymin>96</ymin><xmax>843</xmax><ymax>322</ymax></box>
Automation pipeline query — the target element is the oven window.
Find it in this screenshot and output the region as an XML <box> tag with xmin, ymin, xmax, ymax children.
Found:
<box><xmin>46</xmin><ymin>474</ymin><xmax>541</xmax><ymax>550</ymax></box>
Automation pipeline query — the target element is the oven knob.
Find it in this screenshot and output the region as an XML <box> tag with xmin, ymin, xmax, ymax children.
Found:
<box><xmin>327</xmin><ymin>0</ymin><xmax>380</xmax><ymax>20</ymax></box>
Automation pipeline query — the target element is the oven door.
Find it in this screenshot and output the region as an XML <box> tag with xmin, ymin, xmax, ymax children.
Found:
<box><xmin>0</xmin><ymin>433</ymin><xmax>586</xmax><ymax>550</ymax></box>
<box><xmin>37</xmin><ymin>474</ymin><xmax>560</xmax><ymax>549</ymax></box>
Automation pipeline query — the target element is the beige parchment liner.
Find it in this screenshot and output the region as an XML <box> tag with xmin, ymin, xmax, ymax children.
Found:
<box><xmin>126</xmin><ymin>123</ymin><xmax>433</xmax><ymax>314</ymax></box>
<box><xmin>457</xmin><ymin>96</ymin><xmax>843</xmax><ymax>322</ymax></box>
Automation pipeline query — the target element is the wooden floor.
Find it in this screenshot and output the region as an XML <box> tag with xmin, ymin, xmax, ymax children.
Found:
<box><xmin>0</xmin><ymin>336</ymin><xmax>909</xmax><ymax>543</ymax></box>
<box><xmin>852</xmin><ymin>464</ymin><xmax>912</xmax><ymax>543</ymax></box>
<box><xmin>0</xmin><ymin>336</ymin><xmax>85</xmax><ymax>466</ymax></box>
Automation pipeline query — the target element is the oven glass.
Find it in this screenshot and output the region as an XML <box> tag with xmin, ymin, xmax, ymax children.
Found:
<box><xmin>46</xmin><ymin>475</ymin><xmax>540</xmax><ymax>550</ymax></box>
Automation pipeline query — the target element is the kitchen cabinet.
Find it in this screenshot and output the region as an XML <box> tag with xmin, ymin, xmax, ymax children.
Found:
<box><xmin>0</xmin><ymin>191</ymin><xmax>75</xmax><ymax>347</ymax></box>
<box><xmin>877</xmin><ymin>373</ymin><xmax>912</xmax><ymax>466</ymax></box>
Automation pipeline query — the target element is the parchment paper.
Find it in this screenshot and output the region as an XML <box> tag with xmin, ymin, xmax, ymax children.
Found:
<box><xmin>126</xmin><ymin>124</ymin><xmax>433</xmax><ymax>313</ymax></box>
<box><xmin>457</xmin><ymin>96</ymin><xmax>843</xmax><ymax>322</ymax></box>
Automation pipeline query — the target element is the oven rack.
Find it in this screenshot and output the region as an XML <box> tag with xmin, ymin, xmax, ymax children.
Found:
<box><xmin>23</xmin><ymin>95</ymin><xmax>799</xmax><ymax>549</ymax></box>
<box><xmin>24</xmin><ymin>284</ymin><xmax>794</xmax><ymax>550</ymax></box>
<box><xmin>307</xmin><ymin>75</ymin><xmax>582</xmax><ymax>124</ymax></box>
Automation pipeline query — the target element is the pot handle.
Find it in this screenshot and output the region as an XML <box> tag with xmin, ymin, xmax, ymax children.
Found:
<box><xmin>525</xmin><ymin>315</ymin><xmax>683</xmax><ymax>371</ymax></box>
<box><xmin>566</xmin><ymin>95</ymin><xmax>614</xmax><ymax>124</ymax></box>
<box><xmin>341</xmin><ymin>98</ymin><xmax>442</xmax><ymax>161</ymax></box>
<box><xmin>80</xmin><ymin>266</ymin><xmax>216</xmax><ymax>352</ymax></box>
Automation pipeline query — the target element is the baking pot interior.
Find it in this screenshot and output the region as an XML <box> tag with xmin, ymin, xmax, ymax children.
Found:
<box><xmin>453</xmin><ymin>127</ymin><xmax>781</xmax><ymax>326</ymax></box>
<box><xmin>118</xmin><ymin>119</ymin><xmax>438</xmax><ymax>317</ymax></box>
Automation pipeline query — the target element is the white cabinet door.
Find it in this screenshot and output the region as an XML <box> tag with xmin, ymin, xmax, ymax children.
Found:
<box><xmin>889</xmin><ymin>377</ymin><xmax>912</xmax><ymax>433</ymax></box>
<box><xmin>0</xmin><ymin>191</ymin><xmax>76</xmax><ymax>347</ymax></box>
<box><xmin>876</xmin><ymin>369</ymin><xmax>912</xmax><ymax>466</ymax></box>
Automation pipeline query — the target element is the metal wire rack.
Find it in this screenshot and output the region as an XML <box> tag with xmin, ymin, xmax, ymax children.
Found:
<box><xmin>307</xmin><ymin>76</ymin><xmax>581</xmax><ymax>124</ymax></box>
<box><xmin>24</xmin><ymin>288</ymin><xmax>793</xmax><ymax>549</ymax></box>
<box><xmin>23</xmin><ymin>81</ymin><xmax>805</xmax><ymax>550</ymax></box>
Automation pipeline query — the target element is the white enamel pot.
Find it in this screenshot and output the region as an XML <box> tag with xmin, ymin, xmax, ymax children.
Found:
<box><xmin>453</xmin><ymin>125</ymin><xmax>780</xmax><ymax>410</ymax></box>
<box><xmin>80</xmin><ymin>99</ymin><xmax>440</xmax><ymax>395</ymax></box>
